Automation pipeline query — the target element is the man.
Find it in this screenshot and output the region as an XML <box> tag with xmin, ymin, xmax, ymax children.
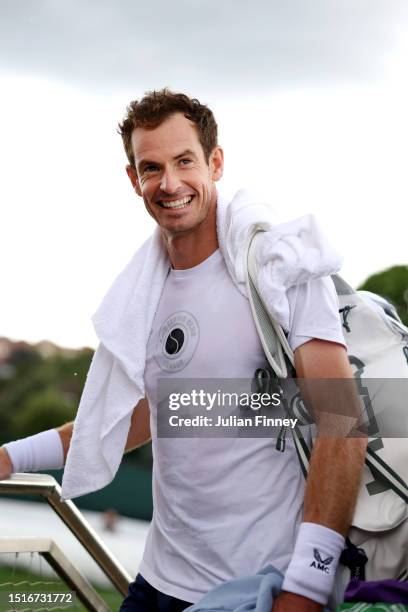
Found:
<box><xmin>0</xmin><ymin>89</ymin><xmax>367</xmax><ymax>611</ymax></box>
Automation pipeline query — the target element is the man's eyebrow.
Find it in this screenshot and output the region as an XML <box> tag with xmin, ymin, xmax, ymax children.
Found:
<box><xmin>174</xmin><ymin>149</ymin><xmax>197</xmax><ymax>160</ymax></box>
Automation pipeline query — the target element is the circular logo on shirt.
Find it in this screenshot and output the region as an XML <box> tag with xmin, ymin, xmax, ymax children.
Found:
<box><xmin>165</xmin><ymin>328</ymin><xmax>185</xmax><ymax>355</ymax></box>
<box><xmin>155</xmin><ymin>311</ymin><xmax>200</xmax><ymax>372</ymax></box>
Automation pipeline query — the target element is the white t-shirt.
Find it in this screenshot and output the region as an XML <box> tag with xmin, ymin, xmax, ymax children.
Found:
<box><xmin>139</xmin><ymin>249</ymin><xmax>345</xmax><ymax>603</ymax></box>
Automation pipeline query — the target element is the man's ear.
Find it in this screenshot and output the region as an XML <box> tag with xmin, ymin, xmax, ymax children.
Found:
<box><xmin>126</xmin><ymin>165</ymin><xmax>142</xmax><ymax>197</ymax></box>
<box><xmin>209</xmin><ymin>146</ymin><xmax>224</xmax><ymax>182</ymax></box>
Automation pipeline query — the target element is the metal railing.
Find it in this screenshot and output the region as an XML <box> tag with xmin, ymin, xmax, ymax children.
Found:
<box><xmin>0</xmin><ymin>537</ymin><xmax>110</xmax><ymax>611</ymax></box>
<box><xmin>0</xmin><ymin>474</ymin><xmax>132</xmax><ymax>602</ymax></box>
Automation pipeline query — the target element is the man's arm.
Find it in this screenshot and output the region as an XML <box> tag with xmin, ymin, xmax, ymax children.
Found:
<box><xmin>124</xmin><ymin>397</ymin><xmax>151</xmax><ymax>452</ymax></box>
<box><xmin>0</xmin><ymin>398</ymin><xmax>151</xmax><ymax>479</ymax></box>
<box><xmin>296</xmin><ymin>339</ymin><xmax>367</xmax><ymax>533</ymax></box>
<box><xmin>273</xmin><ymin>339</ymin><xmax>367</xmax><ymax>611</ymax></box>
<box><xmin>57</xmin><ymin>397</ymin><xmax>151</xmax><ymax>462</ymax></box>
<box><xmin>0</xmin><ymin>446</ymin><xmax>13</xmax><ymax>480</ymax></box>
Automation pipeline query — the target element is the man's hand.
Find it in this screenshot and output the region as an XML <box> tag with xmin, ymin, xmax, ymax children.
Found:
<box><xmin>0</xmin><ymin>446</ymin><xmax>14</xmax><ymax>480</ymax></box>
<box><xmin>272</xmin><ymin>591</ymin><xmax>323</xmax><ymax>612</ymax></box>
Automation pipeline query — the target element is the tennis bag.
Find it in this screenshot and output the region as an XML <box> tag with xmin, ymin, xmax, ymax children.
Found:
<box><xmin>246</xmin><ymin>231</ymin><xmax>408</xmax><ymax>586</ymax></box>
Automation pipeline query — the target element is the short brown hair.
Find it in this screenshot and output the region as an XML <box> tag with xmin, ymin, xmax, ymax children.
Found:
<box><xmin>118</xmin><ymin>88</ymin><xmax>218</xmax><ymax>167</ymax></box>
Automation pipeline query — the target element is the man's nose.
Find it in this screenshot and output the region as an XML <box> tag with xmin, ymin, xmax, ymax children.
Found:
<box><xmin>160</xmin><ymin>167</ymin><xmax>181</xmax><ymax>193</ymax></box>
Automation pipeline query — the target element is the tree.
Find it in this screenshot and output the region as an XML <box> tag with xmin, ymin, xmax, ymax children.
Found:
<box><xmin>0</xmin><ymin>345</ymin><xmax>93</xmax><ymax>443</ymax></box>
<box><xmin>358</xmin><ymin>265</ymin><xmax>408</xmax><ymax>326</ymax></box>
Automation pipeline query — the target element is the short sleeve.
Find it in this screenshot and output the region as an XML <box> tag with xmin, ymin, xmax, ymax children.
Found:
<box><xmin>286</xmin><ymin>276</ymin><xmax>347</xmax><ymax>353</ymax></box>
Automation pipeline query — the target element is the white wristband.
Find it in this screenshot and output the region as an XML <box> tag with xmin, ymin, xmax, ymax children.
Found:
<box><xmin>3</xmin><ymin>429</ymin><xmax>64</xmax><ymax>473</ymax></box>
<box><xmin>282</xmin><ymin>522</ymin><xmax>345</xmax><ymax>605</ymax></box>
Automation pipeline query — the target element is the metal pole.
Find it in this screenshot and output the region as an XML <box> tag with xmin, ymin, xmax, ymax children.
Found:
<box><xmin>0</xmin><ymin>474</ymin><xmax>132</xmax><ymax>596</ymax></box>
<box><xmin>0</xmin><ymin>537</ymin><xmax>110</xmax><ymax>612</ymax></box>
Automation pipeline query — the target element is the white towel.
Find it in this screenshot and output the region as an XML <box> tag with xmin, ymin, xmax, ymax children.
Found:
<box><xmin>61</xmin><ymin>189</ymin><xmax>342</xmax><ymax>500</ymax></box>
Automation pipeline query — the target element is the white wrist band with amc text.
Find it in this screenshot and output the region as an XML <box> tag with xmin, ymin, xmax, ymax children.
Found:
<box><xmin>282</xmin><ymin>522</ymin><xmax>345</xmax><ymax>605</ymax></box>
<box><xmin>3</xmin><ymin>429</ymin><xmax>64</xmax><ymax>473</ymax></box>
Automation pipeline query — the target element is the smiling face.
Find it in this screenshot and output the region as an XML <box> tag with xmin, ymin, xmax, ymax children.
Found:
<box><xmin>126</xmin><ymin>113</ymin><xmax>224</xmax><ymax>239</ymax></box>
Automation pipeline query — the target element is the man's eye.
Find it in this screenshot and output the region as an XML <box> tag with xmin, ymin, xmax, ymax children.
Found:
<box><xmin>144</xmin><ymin>165</ymin><xmax>159</xmax><ymax>173</ymax></box>
<box><xmin>179</xmin><ymin>159</ymin><xmax>192</xmax><ymax>166</ymax></box>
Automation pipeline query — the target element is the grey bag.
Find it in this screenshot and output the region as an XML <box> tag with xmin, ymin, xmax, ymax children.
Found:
<box><xmin>246</xmin><ymin>231</ymin><xmax>408</xmax><ymax>584</ymax></box>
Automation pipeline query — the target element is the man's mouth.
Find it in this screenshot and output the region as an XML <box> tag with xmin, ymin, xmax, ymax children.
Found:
<box><xmin>157</xmin><ymin>195</ymin><xmax>194</xmax><ymax>209</ymax></box>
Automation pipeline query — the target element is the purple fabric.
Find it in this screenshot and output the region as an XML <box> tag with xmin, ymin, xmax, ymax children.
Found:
<box><xmin>344</xmin><ymin>579</ymin><xmax>408</xmax><ymax>604</ymax></box>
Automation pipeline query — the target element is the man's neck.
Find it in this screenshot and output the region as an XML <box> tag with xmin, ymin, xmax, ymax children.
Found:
<box><xmin>163</xmin><ymin>229</ymin><xmax>219</xmax><ymax>270</ymax></box>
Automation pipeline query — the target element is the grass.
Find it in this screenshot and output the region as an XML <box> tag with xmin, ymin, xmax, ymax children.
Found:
<box><xmin>0</xmin><ymin>562</ymin><xmax>123</xmax><ymax>611</ymax></box>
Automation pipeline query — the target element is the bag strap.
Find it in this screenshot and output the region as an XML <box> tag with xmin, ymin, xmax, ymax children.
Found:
<box><xmin>290</xmin><ymin>425</ymin><xmax>408</xmax><ymax>502</ymax></box>
<box><xmin>365</xmin><ymin>446</ymin><xmax>408</xmax><ymax>504</ymax></box>
<box><xmin>246</xmin><ymin>230</ymin><xmax>408</xmax><ymax>503</ymax></box>
<box><xmin>246</xmin><ymin>231</ymin><xmax>294</xmax><ymax>378</ymax></box>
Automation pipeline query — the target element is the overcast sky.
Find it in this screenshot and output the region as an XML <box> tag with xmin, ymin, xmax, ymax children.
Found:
<box><xmin>1</xmin><ymin>0</ymin><xmax>408</xmax><ymax>348</ymax></box>
<box><xmin>1</xmin><ymin>0</ymin><xmax>407</xmax><ymax>94</ymax></box>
